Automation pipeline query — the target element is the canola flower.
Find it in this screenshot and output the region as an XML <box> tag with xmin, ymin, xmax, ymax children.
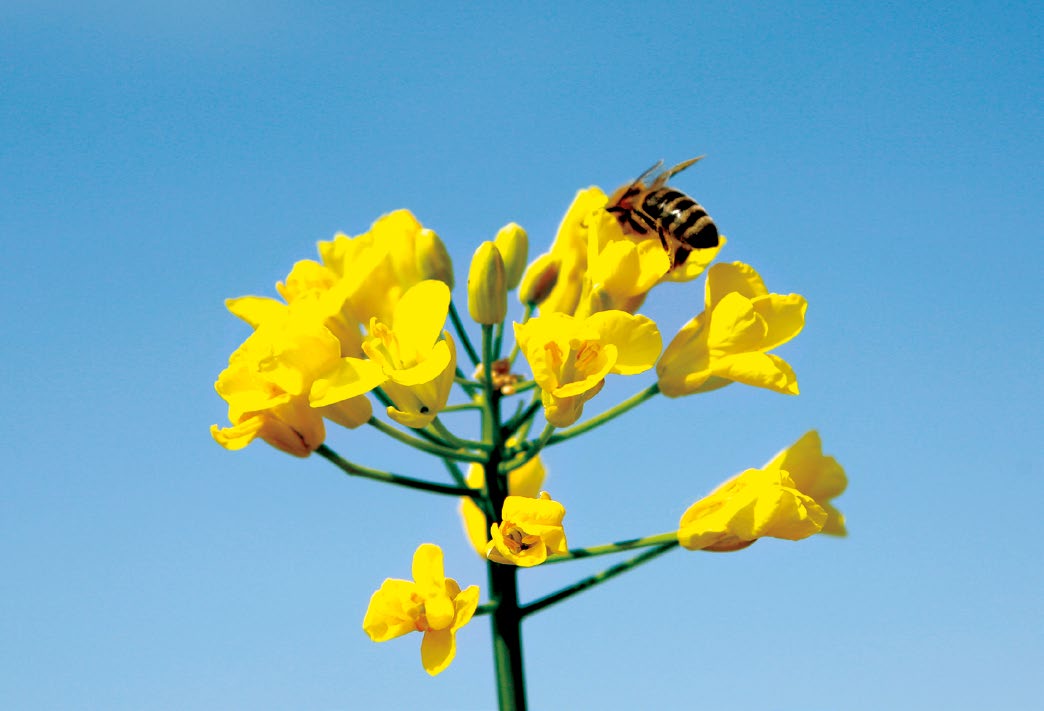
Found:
<box><xmin>211</xmin><ymin>164</ymin><xmax>847</xmax><ymax>707</ymax></box>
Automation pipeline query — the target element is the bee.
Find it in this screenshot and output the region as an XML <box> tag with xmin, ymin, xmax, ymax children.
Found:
<box><xmin>605</xmin><ymin>156</ymin><xmax>719</xmax><ymax>268</ymax></box>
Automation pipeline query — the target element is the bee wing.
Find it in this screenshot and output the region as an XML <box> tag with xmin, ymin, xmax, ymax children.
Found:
<box><xmin>649</xmin><ymin>155</ymin><xmax>706</xmax><ymax>189</ymax></box>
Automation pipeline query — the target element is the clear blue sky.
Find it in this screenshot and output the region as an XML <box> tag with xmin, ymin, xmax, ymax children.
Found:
<box><xmin>2</xmin><ymin>2</ymin><xmax>1041</xmax><ymax>709</ymax></box>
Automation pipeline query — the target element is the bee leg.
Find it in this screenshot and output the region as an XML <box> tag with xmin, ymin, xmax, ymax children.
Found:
<box><xmin>673</xmin><ymin>245</ymin><xmax>692</xmax><ymax>267</ymax></box>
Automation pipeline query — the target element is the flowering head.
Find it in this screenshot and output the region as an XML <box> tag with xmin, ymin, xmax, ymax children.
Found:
<box><xmin>658</xmin><ymin>261</ymin><xmax>807</xmax><ymax>397</ymax></box>
<box><xmin>514</xmin><ymin>310</ymin><xmax>662</xmax><ymax>427</ymax></box>
<box><xmin>362</xmin><ymin>543</ymin><xmax>479</xmax><ymax>676</ymax></box>
<box><xmin>486</xmin><ymin>492</ymin><xmax>568</xmax><ymax>567</ymax></box>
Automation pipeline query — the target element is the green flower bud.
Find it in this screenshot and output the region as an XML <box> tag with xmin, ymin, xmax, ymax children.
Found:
<box><xmin>467</xmin><ymin>241</ymin><xmax>507</xmax><ymax>324</ymax></box>
<box><xmin>493</xmin><ymin>222</ymin><xmax>528</xmax><ymax>290</ymax></box>
<box><xmin>415</xmin><ymin>228</ymin><xmax>454</xmax><ymax>289</ymax></box>
<box><xmin>518</xmin><ymin>252</ymin><xmax>560</xmax><ymax>306</ymax></box>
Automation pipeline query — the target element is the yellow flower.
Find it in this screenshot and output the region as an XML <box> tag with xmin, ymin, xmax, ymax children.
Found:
<box><xmin>318</xmin><ymin>209</ymin><xmax>453</xmax><ymax>326</ymax></box>
<box><xmin>486</xmin><ymin>492</ymin><xmax>567</xmax><ymax>567</ymax></box>
<box><xmin>459</xmin><ymin>454</ymin><xmax>546</xmax><ymax>556</ymax></box>
<box><xmin>211</xmin><ymin>313</ymin><xmax>373</xmax><ymax>455</ymax></box>
<box><xmin>310</xmin><ymin>280</ymin><xmax>457</xmax><ymax>429</ymax></box>
<box><xmin>764</xmin><ymin>430</ymin><xmax>847</xmax><ymax>536</ymax></box>
<box><xmin>538</xmin><ymin>187</ymin><xmax>607</xmax><ymax>315</ymax></box>
<box><xmin>225</xmin><ymin>260</ymin><xmax>364</xmax><ymax>358</ymax></box>
<box><xmin>657</xmin><ymin>261</ymin><xmax>806</xmax><ymax>397</ymax></box>
<box><xmin>678</xmin><ymin>467</ymin><xmax>827</xmax><ymax>552</ymax></box>
<box><xmin>362</xmin><ymin>543</ymin><xmax>479</xmax><ymax>676</ymax></box>
<box><xmin>514</xmin><ymin>310</ymin><xmax>662</xmax><ymax>427</ymax></box>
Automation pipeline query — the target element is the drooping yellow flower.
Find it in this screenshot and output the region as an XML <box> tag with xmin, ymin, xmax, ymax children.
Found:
<box><xmin>486</xmin><ymin>492</ymin><xmax>567</xmax><ymax>567</ymax></box>
<box><xmin>362</xmin><ymin>543</ymin><xmax>479</xmax><ymax>676</ymax></box>
<box><xmin>764</xmin><ymin>430</ymin><xmax>847</xmax><ymax>536</ymax></box>
<box><xmin>514</xmin><ymin>310</ymin><xmax>662</xmax><ymax>427</ymax></box>
<box><xmin>678</xmin><ymin>467</ymin><xmax>827</xmax><ymax>552</ymax></box>
<box><xmin>459</xmin><ymin>454</ymin><xmax>546</xmax><ymax>556</ymax></box>
<box><xmin>657</xmin><ymin>261</ymin><xmax>806</xmax><ymax>397</ymax></box>
<box><xmin>310</xmin><ymin>280</ymin><xmax>457</xmax><ymax>428</ymax></box>
<box><xmin>211</xmin><ymin>312</ymin><xmax>374</xmax><ymax>455</ymax></box>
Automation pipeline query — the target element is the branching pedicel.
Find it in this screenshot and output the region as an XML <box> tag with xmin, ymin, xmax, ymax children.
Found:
<box><xmin>211</xmin><ymin>165</ymin><xmax>847</xmax><ymax>711</ymax></box>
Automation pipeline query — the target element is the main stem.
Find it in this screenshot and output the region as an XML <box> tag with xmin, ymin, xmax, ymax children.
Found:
<box><xmin>481</xmin><ymin>325</ymin><xmax>527</xmax><ymax>711</ymax></box>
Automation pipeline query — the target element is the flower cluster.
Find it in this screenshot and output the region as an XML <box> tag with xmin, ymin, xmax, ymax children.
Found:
<box><xmin>211</xmin><ymin>162</ymin><xmax>847</xmax><ymax>685</ymax></box>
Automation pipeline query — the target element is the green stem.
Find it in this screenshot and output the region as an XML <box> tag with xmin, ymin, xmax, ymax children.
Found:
<box><xmin>481</xmin><ymin>323</ymin><xmax>527</xmax><ymax>711</ymax></box>
<box><xmin>440</xmin><ymin>402</ymin><xmax>483</xmax><ymax>413</ymax></box>
<box><xmin>544</xmin><ymin>532</ymin><xmax>678</xmax><ymax>563</ymax></box>
<box><xmin>450</xmin><ymin>302</ymin><xmax>481</xmax><ymax>367</ymax></box>
<box><xmin>367</xmin><ymin>417</ymin><xmax>486</xmax><ymax>463</ymax></box>
<box><xmin>429</xmin><ymin>417</ymin><xmax>492</xmax><ymax>452</ymax></box>
<box><xmin>315</xmin><ymin>445</ymin><xmax>481</xmax><ymax>498</ymax></box>
<box><xmin>521</xmin><ymin>543</ymin><xmax>677</xmax><ymax>617</ymax></box>
<box><xmin>546</xmin><ymin>383</ymin><xmax>660</xmax><ymax>446</ymax></box>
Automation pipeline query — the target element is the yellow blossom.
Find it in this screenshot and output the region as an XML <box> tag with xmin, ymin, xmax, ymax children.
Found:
<box><xmin>514</xmin><ymin>310</ymin><xmax>662</xmax><ymax>427</ymax></box>
<box><xmin>486</xmin><ymin>492</ymin><xmax>567</xmax><ymax>567</ymax></box>
<box><xmin>317</xmin><ymin>210</ymin><xmax>452</xmax><ymax>327</ymax></box>
<box><xmin>459</xmin><ymin>454</ymin><xmax>546</xmax><ymax>556</ymax></box>
<box><xmin>225</xmin><ymin>260</ymin><xmax>364</xmax><ymax>358</ymax></box>
<box><xmin>657</xmin><ymin>261</ymin><xmax>806</xmax><ymax>397</ymax></box>
<box><xmin>764</xmin><ymin>430</ymin><xmax>847</xmax><ymax>535</ymax></box>
<box><xmin>678</xmin><ymin>467</ymin><xmax>827</xmax><ymax>552</ymax></box>
<box><xmin>310</xmin><ymin>280</ymin><xmax>457</xmax><ymax>428</ymax></box>
<box><xmin>362</xmin><ymin>543</ymin><xmax>479</xmax><ymax>676</ymax></box>
<box><xmin>211</xmin><ymin>313</ymin><xmax>373</xmax><ymax>455</ymax></box>
<box><xmin>538</xmin><ymin>187</ymin><xmax>607</xmax><ymax>315</ymax></box>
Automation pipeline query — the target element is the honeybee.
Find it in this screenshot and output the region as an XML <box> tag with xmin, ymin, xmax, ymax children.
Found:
<box><xmin>605</xmin><ymin>156</ymin><xmax>719</xmax><ymax>268</ymax></box>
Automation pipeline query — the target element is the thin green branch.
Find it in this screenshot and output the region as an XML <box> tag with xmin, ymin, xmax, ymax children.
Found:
<box><xmin>520</xmin><ymin>543</ymin><xmax>678</xmax><ymax>618</ymax></box>
<box><xmin>499</xmin><ymin>423</ymin><xmax>554</xmax><ymax>473</ymax></box>
<box><xmin>441</xmin><ymin>402</ymin><xmax>483</xmax><ymax>413</ymax></box>
<box><xmin>430</xmin><ymin>417</ymin><xmax>492</xmax><ymax>451</ymax></box>
<box><xmin>543</xmin><ymin>532</ymin><xmax>679</xmax><ymax>564</ymax></box>
<box><xmin>315</xmin><ymin>445</ymin><xmax>482</xmax><ymax>498</ymax></box>
<box><xmin>501</xmin><ymin>398</ymin><xmax>542</xmax><ymax>439</ymax></box>
<box><xmin>450</xmin><ymin>302</ymin><xmax>481</xmax><ymax>367</ymax></box>
<box><xmin>367</xmin><ymin>417</ymin><xmax>487</xmax><ymax>463</ymax></box>
<box><xmin>546</xmin><ymin>383</ymin><xmax>660</xmax><ymax>446</ymax></box>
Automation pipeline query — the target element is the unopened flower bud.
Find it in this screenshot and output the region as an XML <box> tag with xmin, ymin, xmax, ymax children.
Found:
<box><xmin>468</xmin><ymin>241</ymin><xmax>507</xmax><ymax>324</ymax></box>
<box><xmin>493</xmin><ymin>222</ymin><xmax>528</xmax><ymax>290</ymax></box>
<box><xmin>415</xmin><ymin>228</ymin><xmax>454</xmax><ymax>289</ymax></box>
<box><xmin>518</xmin><ymin>252</ymin><xmax>560</xmax><ymax>306</ymax></box>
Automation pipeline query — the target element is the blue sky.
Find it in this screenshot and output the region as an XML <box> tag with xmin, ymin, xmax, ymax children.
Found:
<box><xmin>2</xmin><ymin>2</ymin><xmax>1041</xmax><ymax>709</ymax></box>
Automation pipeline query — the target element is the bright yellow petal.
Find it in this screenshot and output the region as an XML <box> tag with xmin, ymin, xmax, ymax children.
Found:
<box><xmin>393</xmin><ymin>280</ymin><xmax>451</xmax><ymax>359</ymax></box>
<box><xmin>412</xmin><ymin>543</ymin><xmax>446</xmax><ymax>596</ymax></box>
<box><xmin>661</xmin><ymin>235</ymin><xmax>725</xmax><ymax>284</ymax></box>
<box><xmin>225</xmin><ymin>296</ymin><xmax>288</xmax><ymax>328</ymax></box>
<box><xmin>705</xmin><ymin>261</ymin><xmax>768</xmax><ymax>307</ymax></box>
<box><xmin>309</xmin><ymin>357</ymin><xmax>386</xmax><ymax>407</ymax></box>
<box><xmin>752</xmin><ymin>293</ymin><xmax>807</xmax><ymax>351</ymax></box>
<box><xmin>317</xmin><ymin>395</ymin><xmax>373</xmax><ymax>429</ymax></box>
<box><xmin>706</xmin><ymin>292</ymin><xmax>767</xmax><ymax>354</ymax></box>
<box><xmin>460</xmin><ymin>496</ymin><xmax>490</xmax><ymax>556</ymax></box>
<box><xmin>420</xmin><ymin>628</ymin><xmax>456</xmax><ymax>676</ymax></box>
<box><xmin>384</xmin><ymin>338</ymin><xmax>452</xmax><ymax>387</ymax></box>
<box><xmin>362</xmin><ymin>578</ymin><xmax>419</xmax><ymax>642</ymax></box>
<box><xmin>710</xmin><ymin>352</ymin><xmax>799</xmax><ymax>394</ymax></box>
<box><xmin>451</xmin><ymin>584</ymin><xmax>480</xmax><ymax>632</ymax></box>
<box><xmin>587</xmin><ymin>311</ymin><xmax>662</xmax><ymax>375</ymax></box>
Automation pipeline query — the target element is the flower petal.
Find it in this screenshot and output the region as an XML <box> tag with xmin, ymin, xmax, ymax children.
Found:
<box><xmin>710</xmin><ymin>352</ymin><xmax>799</xmax><ymax>394</ymax></box>
<box><xmin>393</xmin><ymin>280</ymin><xmax>451</xmax><ymax>359</ymax></box>
<box><xmin>420</xmin><ymin>628</ymin><xmax>456</xmax><ymax>676</ymax></box>
<box><xmin>586</xmin><ymin>311</ymin><xmax>662</xmax><ymax>375</ymax></box>
<box><xmin>705</xmin><ymin>261</ymin><xmax>768</xmax><ymax>307</ymax></box>
<box><xmin>309</xmin><ymin>357</ymin><xmax>387</xmax><ymax>407</ymax></box>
